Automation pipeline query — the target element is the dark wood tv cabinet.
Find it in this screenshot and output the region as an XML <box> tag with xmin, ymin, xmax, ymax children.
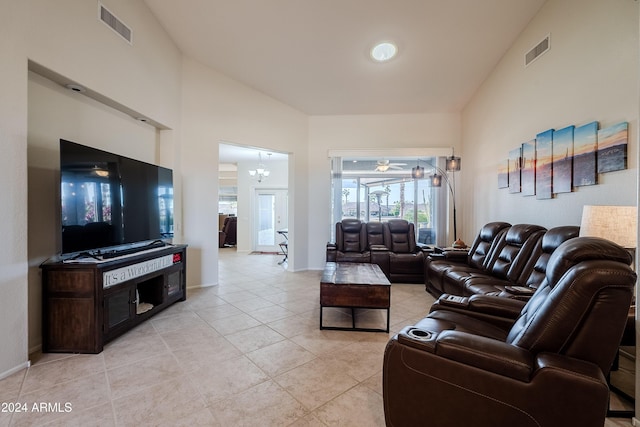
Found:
<box><xmin>40</xmin><ymin>244</ymin><xmax>187</xmax><ymax>354</ymax></box>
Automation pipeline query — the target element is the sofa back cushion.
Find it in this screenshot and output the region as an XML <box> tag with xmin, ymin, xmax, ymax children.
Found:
<box><xmin>506</xmin><ymin>237</ymin><xmax>635</xmax><ymax>373</ymax></box>
<box><xmin>336</xmin><ymin>219</ymin><xmax>366</xmax><ymax>252</ymax></box>
<box><xmin>385</xmin><ymin>219</ymin><xmax>416</xmax><ymax>253</ymax></box>
<box><xmin>519</xmin><ymin>226</ymin><xmax>580</xmax><ymax>288</ymax></box>
<box><xmin>366</xmin><ymin>222</ymin><xmax>386</xmax><ymax>247</ymax></box>
<box><xmin>466</xmin><ymin>222</ymin><xmax>511</xmax><ymax>270</ymax></box>
<box><xmin>487</xmin><ymin>224</ymin><xmax>546</xmax><ymax>281</ymax></box>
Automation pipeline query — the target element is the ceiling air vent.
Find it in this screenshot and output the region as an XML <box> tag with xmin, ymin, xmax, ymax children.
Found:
<box><xmin>99</xmin><ymin>3</ymin><xmax>132</xmax><ymax>44</ymax></box>
<box><xmin>525</xmin><ymin>34</ymin><xmax>550</xmax><ymax>67</ymax></box>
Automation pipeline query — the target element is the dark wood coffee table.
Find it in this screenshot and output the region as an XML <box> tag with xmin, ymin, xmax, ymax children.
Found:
<box><xmin>320</xmin><ymin>262</ymin><xmax>391</xmax><ymax>332</ymax></box>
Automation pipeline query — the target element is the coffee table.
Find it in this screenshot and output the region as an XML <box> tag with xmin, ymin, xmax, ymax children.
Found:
<box><xmin>320</xmin><ymin>262</ymin><xmax>391</xmax><ymax>332</ymax></box>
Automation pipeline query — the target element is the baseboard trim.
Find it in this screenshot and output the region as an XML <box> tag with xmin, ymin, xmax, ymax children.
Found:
<box><xmin>0</xmin><ymin>360</ymin><xmax>30</xmax><ymax>381</ymax></box>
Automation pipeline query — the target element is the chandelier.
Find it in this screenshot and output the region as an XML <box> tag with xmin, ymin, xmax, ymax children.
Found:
<box><xmin>249</xmin><ymin>152</ymin><xmax>271</xmax><ymax>183</ymax></box>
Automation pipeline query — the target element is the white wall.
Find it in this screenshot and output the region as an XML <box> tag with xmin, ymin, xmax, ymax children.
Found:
<box><xmin>27</xmin><ymin>71</ymin><xmax>158</xmax><ymax>352</ymax></box>
<box><xmin>0</xmin><ymin>0</ymin><xmax>29</xmax><ymax>378</ymax></box>
<box><xmin>307</xmin><ymin>113</ymin><xmax>461</xmax><ymax>269</ymax></box>
<box><xmin>461</xmin><ymin>0</ymin><xmax>639</xmax><ymax>237</ymax></box>
<box><xmin>180</xmin><ymin>58</ymin><xmax>308</xmax><ymax>285</ymax></box>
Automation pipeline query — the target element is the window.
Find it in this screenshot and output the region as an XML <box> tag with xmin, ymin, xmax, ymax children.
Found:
<box><xmin>331</xmin><ymin>157</ymin><xmax>445</xmax><ymax>245</ymax></box>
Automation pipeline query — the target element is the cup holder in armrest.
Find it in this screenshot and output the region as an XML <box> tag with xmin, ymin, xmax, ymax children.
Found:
<box><xmin>397</xmin><ymin>327</ymin><xmax>438</xmax><ymax>352</ymax></box>
<box><xmin>407</xmin><ymin>328</ymin><xmax>432</xmax><ymax>341</ymax></box>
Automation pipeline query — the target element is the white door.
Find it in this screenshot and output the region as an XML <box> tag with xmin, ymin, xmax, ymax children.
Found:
<box><xmin>254</xmin><ymin>189</ymin><xmax>288</xmax><ymax>253</ymax></box>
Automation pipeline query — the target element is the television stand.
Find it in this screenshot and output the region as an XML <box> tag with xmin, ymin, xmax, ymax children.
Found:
<box><xmin>41</xmin><ymin>244</ymin><xmax>187</xmax><ymax>353</ymax></box>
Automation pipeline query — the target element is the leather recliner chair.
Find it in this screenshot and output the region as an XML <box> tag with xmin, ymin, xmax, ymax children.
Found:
<box><xmin>384</xmin><ymin>237</ymin><xmax>636</xmax><ymax>427</ymax></box>
<box><xmin>218</xmin><ymin>216</ymin><xmax>237</xmax><ymax>247</ymax></box>
<box><xmin>374</xmin><ymin>219</ymin><xmax>427</xmax><ymax>283</ymax></box>
<box><xmin>326</xmin><ymin>219</ymin><xmax>370</xmax><ymax>263</ymax></box>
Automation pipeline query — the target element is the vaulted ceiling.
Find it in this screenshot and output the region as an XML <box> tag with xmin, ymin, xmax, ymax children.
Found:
<box><xmin>145</xmin><ymin>0</ymin><xmax>547</xmax><ymax>116</ymax></box>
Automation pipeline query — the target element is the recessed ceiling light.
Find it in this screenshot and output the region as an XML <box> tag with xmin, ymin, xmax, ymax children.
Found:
<box><xmin>371</xmin><ymin>42</ymin><xmax>397</xmax><ymax>62</ymax></box>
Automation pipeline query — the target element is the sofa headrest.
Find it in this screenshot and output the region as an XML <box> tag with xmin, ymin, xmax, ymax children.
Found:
<box><xmin>541</xmin><ymin>226</ymin><xmax>580</xmax><ymax>253</ymax></box>
<box><xmin>504</xmin><ymin>224</ymin><xmax>546</xmax><ymax>245</ymax></box>
<box><xmin>479</xmin><ymin>222</ymin><xmax>511</xmax><ymax>242</ymax></box>
<box><xmin>546</xmin><ymin>237</ymin><xmax>633</xmax><ymax>285</ymax></box>
<box><xmin>387</xmin><ymin>219</ymin><xmax>410</xmax><ymax>233</ymax></box>
<box><xmin>367</xmin><ymin>222</ymin><xmax>384</xmax><ymax>235</ymax></box>
<box><xmin>341</xmin><ymin>219</ymin><xmax>363</xmax><ymax>233</ymax></box>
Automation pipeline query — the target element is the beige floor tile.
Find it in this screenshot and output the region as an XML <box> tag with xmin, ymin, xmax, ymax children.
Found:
<box><xmin>217</xmin><ymin>290</ymin><xmax>259</xmax><ymax>303</ymax></box>
<box><xmin>362</xmin><ymin>370</ymin><xmax>383</xmax><ymax>395</ymax></box>
<box><xmin>246</xmin><ymin>340</ymin><xmax>317</xmax><ymax>377</ymax></box>
<box><xmin>187</xmin><ymin>355</ymin><xmax>269</xmax><ymax>404</ymax></box>
<box><xmin>21</xmin><ymin>354</ymin><xmax>106</xmax><ymax>395</ymax></box>
<box><xmin>322</xmin><ymin>340</ymin><xmax>387</xmax><ymax>381</ymax></box>
<box><xmin>107</xmin><ymin>353</ymin><xmax>183</xmax><ymax>400</ymax></box>
<box><xmin>206</xmin><ymin>312</ymin><xmax>263</xmax><ymax>335</ymax></box>
<box><xmin>0</xmin><ymin>369</ymin><xmax>25</xmax><ymax>401</ymax></box>
<box><xmin>290</xmin><ymin>329</ymin><xmax>362</xmax><ymax>356</ymax></box>
<box><xmin>210</xmin><ymin>380</ymin><xmax>307</xmax><ymax>427</ymax></box>
<box><xmin>171</xmin><ymin>335</ymin><xmax>242</xmax><ymax>373</ymax></box>
<box><xmin>246</xmin><ymin>304</ymin><xmax>296</xmax><ymax>323</ymax></box>
<box><xmin>151</xmin><ymin>310</ymin><xmax>210</xmax><ymax>334</ymax></box>
<box><xmin>159</xmin><ymin>323</ymin><xmax>221</xmax><ymax>351</ymax></box>
<box><xmin>13</xmin><ymin>372</ymin><xmax>110</xmax><ymax>427</ymax></box>
<box><xmin>275</xmin><ymin>358</ymin><xmax>359</xmax><ymax>410</ymax></box>
<box><xmin>288</xmin><ymin>413</ymin><xmax>327</xmax><ymax>427</ymax></box>
<box><xmin>230</xmin><ymin>296</ymin><xmax>275</xmax><ymax>313</ymax></box>
<box><xmin>266</xmin><ymin>314</ymin><xmax>319</xmax><ymax>338</ymax></box>
<box><xmin>112</xmin><ymin>377</ymin><xmax>207</xmax><ymax>427</ymax></box>
<box><xmin>313</xmin><ymin>383</ymin><xmax>386</xmax><ymax>427</ymax></box>
<box><xmin>37</xmin><ymin>402</ymin><xmax>114</xmax><ymax>427</ymax></box>
<box><xmin>103</xmin><ymin>329</ymin><xmax>168</xmax><ymax>370</ymax></box>
<box><xmin>195</xmin><ymin>302</ymin><xmax>243</xmax><ymax>323</ymax></box>
<box><xmin>224</xmin><ymin>324</ymin><xmax>286</xmax><ymax>353</ymax></box>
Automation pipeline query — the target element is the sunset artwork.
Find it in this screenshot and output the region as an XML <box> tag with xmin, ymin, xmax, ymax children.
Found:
<box><xmin>552</xmin><ymin>125</ymin><xmax>574</xmax><ymax>194</ymax></box>
<box><xmin>597</xmin><ymin>122</ymin><xmax>628</xmax><ymax>173</ymax></box>
<box><xmin>535</xmin><ymin>129</ymin><xmax>553</xmax><ymax>200</ymax></box>
<box><xmin>573</xmin><ymin>121</ymin><xmax>598</xmax><ymax>186</ymax></box>
<box><xmin>500</xmin><ymin>119</ymin><xmax>627</xmax><ymax>198</ymax></box>
<box><xmin>498</xmin><ymin>159</ymin><xmax>509</xmax><ymax>188</ymax></box>
<box><xmin>508</xmin><ymin>147</ymin><xmax>521</xmax><ymax>193</ymax></box>
<box><xmin>521</xmin><ymin>139</ymin><xmax>536</xmax><ymax>196</ymax></box>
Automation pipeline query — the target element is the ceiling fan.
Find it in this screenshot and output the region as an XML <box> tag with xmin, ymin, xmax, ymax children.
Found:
<box><xmin>375</xmin><ymin>159</ymin><xmax>407</xmax><ymax>172</ymax></box>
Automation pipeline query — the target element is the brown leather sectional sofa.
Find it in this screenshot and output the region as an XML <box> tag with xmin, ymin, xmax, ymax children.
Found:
<box><xmin>384</xmin><ymin>236</ymin><xmax>636</xmax><ymax>426</ymax></box>
<box><xmin>425</xmin><ymin>222</ymin><xmax>581</xmax><ymax>299</ymax></box>
<box><xmin>326</xmin><ymin>218</ymin><xmax>428</xmax><ymax>283</ymax></box>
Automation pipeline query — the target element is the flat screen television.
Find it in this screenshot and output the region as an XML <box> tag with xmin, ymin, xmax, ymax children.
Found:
<box><xmin>59</xmin><ymin>139</ymin><xmax>174</xmax><ymax>256</ymax></box>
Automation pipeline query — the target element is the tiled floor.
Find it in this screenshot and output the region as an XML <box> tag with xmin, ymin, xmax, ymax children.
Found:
<box><xmin>0</xmin><ymin>249</ymin><xmax>635</xmax><ymax>426</ymax></box>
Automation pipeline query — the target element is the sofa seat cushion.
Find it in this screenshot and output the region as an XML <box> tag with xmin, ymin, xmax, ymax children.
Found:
<box><xmin>336</xmin><ymin>251</ymin><xmax>371</xmax><ymax>263</ymax></box>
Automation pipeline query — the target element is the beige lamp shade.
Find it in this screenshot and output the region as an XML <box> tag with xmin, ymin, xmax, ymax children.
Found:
<box><xmin>579</xmin><ymin>205</ymin><xmax>637</xmax><ymax>249</ymax></box>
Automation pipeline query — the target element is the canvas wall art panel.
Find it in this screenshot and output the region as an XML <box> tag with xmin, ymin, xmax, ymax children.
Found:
<box><xmin>498</xmin><ymin>159</ymin><xmax>509</xmax><ymax>188</ymax></box>
<box><xmin>508</xmin><ymin>147</ymin><xmax>521</xmax><ymax>193</ymax></box>
<box><xmin>521</xmin><ymin>139</ymin><xmax>536</xmax><ymax>196</ymax></box>
<box><xmin>535</xmin><ymin>129</ymin><xmax>553</xmax><ymax>200</ymax></box>
<box><xmin>573</xmin><ymin>121</ymin><xmax>598</xmax><ymax>186</ymax></box>
<box><xmin>552</xmin><ymin>125</ymin><xmax>574</xmax><ymax>194</ymax></box>
<box><xmin>598</xmin><ymin>122</ymin><xmax>628</xmax><ymax>173</ymax></box>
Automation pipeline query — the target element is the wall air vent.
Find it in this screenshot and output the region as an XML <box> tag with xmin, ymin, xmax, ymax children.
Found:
<box><xmin>525</xmin><ymin>34</ymin><xmax>550</xmax><ymax>67</ymax></box>
<box><xmin>99</xmin><ymin>3</ymin><xmax>132</xmax><ymax>44</ymax></box>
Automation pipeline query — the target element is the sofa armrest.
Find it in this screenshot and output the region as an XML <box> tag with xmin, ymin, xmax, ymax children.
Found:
<box><xmin>435</xmin><ymin>330</ymin><xmax>533</xmax><ymax>381</ymax></box>
<box><xmin>370</xmin><ymin>245</ymin><xmax>390</xmax><ymax>278</ymax></box>
<box><xmin>432</xmin><ymin>293</ymin><xmax>525</xmax><ymax>319</ymax></box>
<box><xmin>326</xmin><ymin>243</ymin><xmax>337</xmax><ymax>262</ymax></box>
